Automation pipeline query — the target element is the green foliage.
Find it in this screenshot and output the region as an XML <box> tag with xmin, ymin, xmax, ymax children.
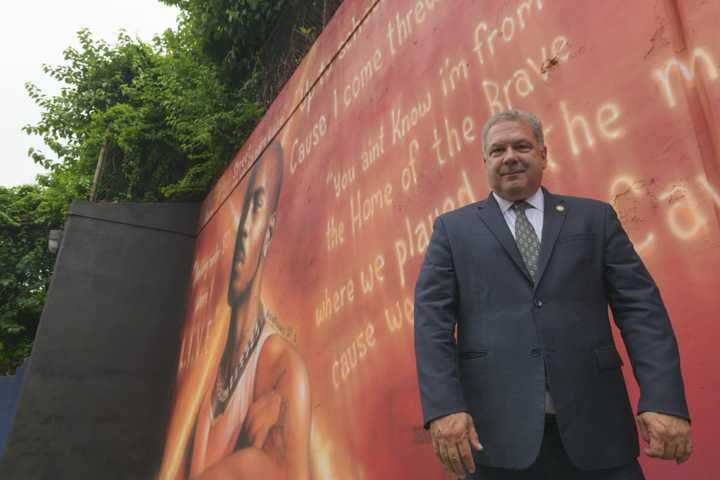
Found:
<box><xmin>25</xmin><ymin>28</ymin><xmax>265</xmax><ymax>202</ymax></box>
<box><xmin>296</xmin><ymin>26</ymin><xmax>316</xmax><ymax>40</ymax></box>
<box><xmin>161</xmin><ymin>0</ymin><xmax>287</xmax><ymax>87</ymax></box>
<box><xmin>0</xmin><ymin>185</ymin><xmax>63</xmax><ymax>374</ymax></box>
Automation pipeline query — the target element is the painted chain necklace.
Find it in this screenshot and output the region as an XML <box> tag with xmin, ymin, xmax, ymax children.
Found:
<box><xmin>211</xmin><ymin>307</ymin><xmax>266</xmax><ymax>418</ymax></box>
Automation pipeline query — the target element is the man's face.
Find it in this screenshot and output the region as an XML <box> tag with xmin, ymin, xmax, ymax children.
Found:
<box><xmin>484</xmin><ymin>120</ymin><xmax>547</xmax><ymax>201</ymax></box>
<box><xmin>228</xmin><ymin>155</ymin><xmax>280</xmax><ymax>304</ymax></box>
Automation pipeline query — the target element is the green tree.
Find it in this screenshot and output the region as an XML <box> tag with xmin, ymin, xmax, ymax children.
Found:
<box><xmin>0</xmin><ymin>185</ymin><xmax>63</xmax><ymax>374</ymax></box>
<box><xmin>161</xmin><ymin>0</ymin><xmax>288</xmax><ymax>88</ymax></box>
<box><xmin>161</xmin><ymin>0</ymin><xmax>344</xmax><ymax>104</ymax></box>
<box><xmin>25</xmin><ymin>28</ymin><xmax>264</xmax><ymax>203</ymax></box>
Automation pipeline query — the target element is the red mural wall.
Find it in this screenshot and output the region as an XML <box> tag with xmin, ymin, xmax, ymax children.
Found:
<box><xmin>159</xmin><ymin>0</ymin><xmax>720</xmax><ymax>478</ymax></box>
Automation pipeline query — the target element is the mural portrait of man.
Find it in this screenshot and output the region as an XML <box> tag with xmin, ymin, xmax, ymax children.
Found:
<box><xmin>160</xmin><ymin>142</ymin><xmax>311</xmax><ymax>480</ymax></box>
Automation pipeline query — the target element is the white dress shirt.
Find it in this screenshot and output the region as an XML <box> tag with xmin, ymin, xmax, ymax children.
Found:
<box><xmin>492</xmin><ymin>188</ymin><xmax>544</xmax><ymax>242</ymax></box>
<box><xmin>491</xmin><ymin>188</ymin><xmax>556</xmax><ymax>414</ymax></box>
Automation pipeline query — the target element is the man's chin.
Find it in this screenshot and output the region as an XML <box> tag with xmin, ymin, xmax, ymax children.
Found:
<box><xmin>500</xmin><ymin>182</ymin><xmax>529</xmax><ymax>200</ymax></box>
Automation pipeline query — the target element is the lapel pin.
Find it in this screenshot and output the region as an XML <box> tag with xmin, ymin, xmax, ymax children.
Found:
<box><xmin>555</xmin><ymin>204</ymin><xmax>566</xmax><ymax>214</ymax></box>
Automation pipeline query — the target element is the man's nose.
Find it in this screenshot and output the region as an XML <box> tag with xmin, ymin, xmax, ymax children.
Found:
<box><xmin>502</xmin><ymin>146</ymin><xmax>519</xmax><ymax>163</ymax></box>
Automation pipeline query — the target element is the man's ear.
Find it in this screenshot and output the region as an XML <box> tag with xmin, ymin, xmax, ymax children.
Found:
<box><xmin>541</xmin><ymin>145</ymin><xmax>548</xmax><ymax>169</ymax></box>
<box><xmin>263</xmin><ymin>213</ymin><xmax>277</xmax><ymax>257</ymax></box>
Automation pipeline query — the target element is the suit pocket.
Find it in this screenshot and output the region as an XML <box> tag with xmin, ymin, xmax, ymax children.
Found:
<box><xmin>594</xmin><ymin>345</ymin><xmax>624</xmax><ymax>370</ymax></box>
<box><xmin>459</xmin><ymin>348</ymin><xmax>489</xmax><ymax>360</ymax></box>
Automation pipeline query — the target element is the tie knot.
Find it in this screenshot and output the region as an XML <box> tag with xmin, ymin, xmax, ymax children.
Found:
<box><xmin>512</xmin><ymin>201</ymin><xmax>532</xmax><ymax>213</ymax></box>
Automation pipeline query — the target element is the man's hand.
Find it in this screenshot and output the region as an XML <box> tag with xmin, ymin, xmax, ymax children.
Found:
<box><xmin>242</xmin><ymin>390</ymin><xmax>284</xmax><ymax>449</ymax></box>
<box><xmin>429</xmin><ymin>412</ymin><xmax>483</xmax><ymax>478</ymax></box>
<box><xmin>637</xmin><ymin>411</ymin><xmax>692</xmax><ymax>464</ymax></box>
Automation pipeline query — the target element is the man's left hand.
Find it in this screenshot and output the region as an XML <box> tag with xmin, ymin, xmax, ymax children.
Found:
<box><xmin>636</xmin><ymin>411</ymin><xmax>692</xmax><ymax>464</ymax></box>
<box><xmin>243</xmin><ymin>390</ymin><xmax>284</xmax><ymax>449</ymax></box>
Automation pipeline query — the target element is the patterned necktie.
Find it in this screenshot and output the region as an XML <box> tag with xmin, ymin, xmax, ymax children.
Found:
<box><xmin>512</xmin><ymin>201</ymin><xmax>540</xmax><ymax>279</ymax></box>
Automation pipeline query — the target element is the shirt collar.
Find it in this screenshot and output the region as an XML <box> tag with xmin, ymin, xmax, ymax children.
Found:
<box><xmin>493</xmin><ymin>188</ymin><xmax>545</xmax><ymax>214</ymax></box>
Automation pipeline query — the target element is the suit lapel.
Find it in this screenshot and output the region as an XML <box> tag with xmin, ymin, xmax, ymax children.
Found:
<box><xmin>476</xmin><ymin>193</ymin><xmax>533</xmax><ymax>284</ymax></box>
<box><xmin>534</xmin><ymin>189</ymin><xmax>567</xmax><ymax>289</ymax></box>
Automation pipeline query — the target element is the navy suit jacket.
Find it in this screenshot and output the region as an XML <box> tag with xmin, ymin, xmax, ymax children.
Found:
<box><xmin>414</xmin><ymin>189</ymin><xmax>689</xmax><ymax>470</ymax></box>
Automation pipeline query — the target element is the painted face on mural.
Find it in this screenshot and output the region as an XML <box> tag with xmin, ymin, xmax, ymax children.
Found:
<box><xmin>484</xmin><ymin>120</ymin><xmax>547</xmax><ymax>202</ymax></box>
<box><xmin>228</xmin><ymin>147</ymin><xmax>283</xmax><ymax>304</ymax></box>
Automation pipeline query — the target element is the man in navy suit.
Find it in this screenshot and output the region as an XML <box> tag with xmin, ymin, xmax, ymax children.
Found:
<box><xmin>414</xmin><ymin>110</ymin><xmax>692</xmax><ymax>479</ymax></box>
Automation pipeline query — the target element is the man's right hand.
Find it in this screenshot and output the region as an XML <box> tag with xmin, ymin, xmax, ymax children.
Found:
<box><xmin>429</xmin><ymin>412</ymin><xmax>483</xmax><ymax>478</ymax></box>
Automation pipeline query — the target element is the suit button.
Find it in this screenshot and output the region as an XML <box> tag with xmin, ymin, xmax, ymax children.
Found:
<box><xmin>535</xmin><ymin>299</ymin><xmax>543</xmax><ymax>308</ymax></box>
<box><xmin>531</xmin><ymin>348</ymin><xmax>542</xmax><ymax>357</ymax></box>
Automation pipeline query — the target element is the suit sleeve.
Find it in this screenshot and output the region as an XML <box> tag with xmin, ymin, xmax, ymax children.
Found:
<box><xmin>414</xmin><ymin>216</ymin><xmax>468</xmax><ymax>429</ymax></box>
<box><xmin>602</xmin><ymin>203</ymin><xmax>690</xmax><ymax>421</ymax></box>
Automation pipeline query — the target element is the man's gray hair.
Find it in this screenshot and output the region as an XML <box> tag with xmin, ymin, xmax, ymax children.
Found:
<box><xmin>481</xmin><ymin>110</ymin><xmax>544</xmax><ymax>158</ymax></box>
